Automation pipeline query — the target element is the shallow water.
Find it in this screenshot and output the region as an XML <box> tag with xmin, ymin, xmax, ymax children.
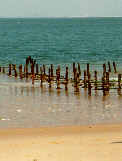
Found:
<box><xmin>0</xmin><ymin>74</ymin><xmax>122</xmax><ymax>128</ymax></box>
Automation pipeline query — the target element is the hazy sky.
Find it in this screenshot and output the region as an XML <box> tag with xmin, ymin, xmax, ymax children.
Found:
<box><xmin>0</xmin><ymin>0</ymin><xmax>121</xmax><ymax>17</ymax></box>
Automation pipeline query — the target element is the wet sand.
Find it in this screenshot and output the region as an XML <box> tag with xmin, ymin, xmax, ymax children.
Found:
<box><xmin>0</xmin><ymin>124</ymin><xmax>122</xmax><ymax>161</ymax></box>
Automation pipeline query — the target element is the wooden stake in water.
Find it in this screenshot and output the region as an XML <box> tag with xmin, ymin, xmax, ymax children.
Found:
<box><xmin>9</xmin><ymin>64</ymin><xmax>12</xmax><ymax>76</ymax></box>
<box><xmin>106</xmin><ymin>72</ymin><xmax>109</xmax><ymax>92</ymax></box>
<box><xmin>78</xmin><ymin>63</ymin><xmax>81</xmax><ymax>76</ymax></box>
<box><xmin>113</xmin><ymin>62</ymin><xmax>117</xmax><ymax>73</ymax></box>
<box><xmin>19</xmin><ymin>64</ymin><xmax>23</xmax><ymax>79</ymax></box>
<box><xmin>51</xmin><ymin>64</ymin><xmax>53</xmax><ymax>79</ymax></box>
<box><xmin>40</xmin><ymin>67</ymin><xmax>43</xmax><ymax>86</ymax></box>
<box><xmin>94</xmin><ymin>70</ymin><xmax>97</xmax><ymax>90</ymax></box>
<box><xmin>36</xmin><ymin>64</ymin><xmax>39</xmax><ymax>75</ymax></box>
<box><xmin>88</xmin><ymin>73</ymin><xmax>91</xmax><ymax>96</ymax></box>
<box><xmin>108</xmin><ymin>61</ymin><xmax>111</xmax><ymax>72</ymax></box>
<box><xmin>43</xmin><ymin>64</ymin><xmax>46</xmax><ymax>76</ymax></box>
<box><xmin>56</xmin><ymin>68</ymin><xmax>60</xmax><ymax>89</ymax></box>
<box><xmin>84</xmin><ymin>70</ymin><xmax>87</xmax><ymax>88</ymax></box>
<box><xmin>73</xmin><ymin>62</ymin><xmax>75</xmax><ymax>73</ymax></box>
<box><xmin>14</xmin><ymin>65</ymin><xmax>17</xmax><ymax>78</ymax></box>
<box><xmin>25</xmin><ymin>64</ymin><xmax>28</xmax><ymax>78</ymax></box>
<box><xmin>31</xmin><ymin>63</ymin><xmax>34</xmax><ymax>76</ymax></box>
<box><xmin>118</xmin><ymin>74</ymin><xmax>121</xmax><ymax>89</ymax></box>
<box><xmin>74</xmin><ymin>67</ymin><xmax>77</xmax><ymax>82</ymax></box>
<box><xmin>65</xmin><ymin>66</ymin><xmax>68</xmax><ymax>90</ymax></box>
<box><xmin>103</xmin><ymin>64</ymin><xmax>106</xmax><ymax>76</ymax></box>
<box><xmin>102</xmin><ymin>76</ymin><xmax>106</xmax><ymax>96</ymax></box>
<box><xmin>48</xmin><ymin>68</ymin><xmax>51</xmax><ymax>88</ymax></box>
<box><xmin>87</xmin><ymin>63</ymin><xmax>89</xmax><ymax>76</ymax></box>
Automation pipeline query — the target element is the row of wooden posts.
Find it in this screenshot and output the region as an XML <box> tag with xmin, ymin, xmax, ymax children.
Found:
<box><xmin>0</xmin><ymin>56</ymin><xmax>121</xmax><ymax>96</ymax></box>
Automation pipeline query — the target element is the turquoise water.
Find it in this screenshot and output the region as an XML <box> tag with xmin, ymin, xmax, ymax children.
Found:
<box><xmin>0</xmin><ymin>17</ymin><xmax>122</xmax><ymax>70</ymax></box>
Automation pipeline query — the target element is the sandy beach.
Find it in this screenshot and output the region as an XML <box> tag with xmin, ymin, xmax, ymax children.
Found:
<box><xmin>0</xmin><ymin>124</ymin><xmax>122</xmax><ymax>161</ymax></box>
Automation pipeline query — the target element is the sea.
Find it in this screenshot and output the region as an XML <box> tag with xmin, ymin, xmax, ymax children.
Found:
<box><xmin>0</xmin><ymin>17</ymin><xmax>122</xmax><ymax>128</ymax></box>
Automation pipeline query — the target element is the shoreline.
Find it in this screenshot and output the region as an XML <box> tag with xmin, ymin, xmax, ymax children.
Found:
<box><xmin>1</xmin><ymin>123</ymin><xmax>122</xmax><ymax>161</ymax></box>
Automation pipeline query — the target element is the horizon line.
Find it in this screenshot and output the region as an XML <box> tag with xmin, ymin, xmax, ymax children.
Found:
<box><xmin>0</xmin><ymin>16</ymin><xmax>122</xmax><ymax>19</ymax></box>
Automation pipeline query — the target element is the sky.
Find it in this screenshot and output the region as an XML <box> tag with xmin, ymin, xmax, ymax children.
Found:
<box><xmin>0</xmin><ymin>0</ymin><xmax>121</xmax><ymax>17</ymax></box>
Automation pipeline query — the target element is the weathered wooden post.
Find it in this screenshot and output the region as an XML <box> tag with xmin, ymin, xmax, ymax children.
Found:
<box><xmin>108</xmin><ymin>61</ymin><xmax>111</xmax><ymax>72</ymax></box>
<box><xmin>102</xmin><ymin>75</ymin><xmax>106</xmax><ymax>96</ymax></box>
<box><xmin>40</xmin><ymin>67</ymin><xmax>43</xmax><ymax>86</ymax></box>
<box><xmin>103</xmin><ymin>64</ymin><xmax>106</xmax><ymax>76</ymax></box>
<box><xmin>51</xmin><ymin>64</ymin><xmax>53</xmax><ymax>80</ymax></box>
<box><xmin>14</xmin><ymin>65</ymin><xmax>17</xmax><ymax>78</ymax></box>
<box><xmin>0</xmin><ymin>66</ymin><xmax>1</xmax><ymax>72</ymax></box>
<box><xmin>87</xmin><ymin>63</ymin><xmax>89</xmax><ymax>76</ymax></box>
<box><xmin>73</xmin><ymin>67</ymin><xmax>76</xmax><ymax>82</ymax></box>
<box><xmin>73</xmin><ymin>62</ymin><xmax>75</xmax><ymax>73</ymax></box>
<box><xmin>118</xmin><ymin>74</ymin><xmax>121</xmax><ymax>89</ymax></box>
<box><xmin>9</xmin><ymin>64</ymin><xmax>12</xmax><ymax>76</ymax></box>
<box><xmin>43</xmin><ymin>64</ymin><xmax>46</xmax><ymax>75</ymax></box>
<box><xmin>32</xmin><ymin>63</ymin><xmax>34</xmax><ymax>85</ymax></box>
<box><xmin>19</xmin><ymin>64</ymin><xmax>23</xmax><ymax>79</ymax></box>
<box><xmin>113</xmin><ymin>62</ymin><xmax>117</xmax><ymax>73</ymax></box>
<box><xmin>78</xmin><ymin>63</ymin><xmax>81</xmax><ymax>76</ymax></box>
<box><xmin>84</xmin><ymin>70</ymin><xmax>87</xmax><ymax>88</ymax></box>
<box><xmin>25</xmin><ymin>64</ymin><xmax>28</xmax><ymax>78</ymax></box>
<box><xmin>56</xmin><ymin>68</ymin><xmax>60</xmax><ymax>89</ymax></box>
<box><xmin>36</xmin><ymin>64</ymin><xmax>39</xmax><ymax>75</ymax></box>
<box><xmin>65</xmin><ymin>66</ymin><xmax>68</xmax><ymax>90</ymax></box>
<box><xmin>106</xmin><ymin>72</ymin><xmax>109</xmax><ymax>92</ymax></box>
<box><xmin>48</xmin><ymin>68</ymin><xmax>51</xmax><ymax>88</ymax></box>
<box><xmin>88</xmin><ymin>73</ymin><xmax>91</xmax><ymax>96</ymax></box>
<box><xmin>94</xmin><ymin>70</ymin><xmax>97</xmax><ymax>90</ymax></box>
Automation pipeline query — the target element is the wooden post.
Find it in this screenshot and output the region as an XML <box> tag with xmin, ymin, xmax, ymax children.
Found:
<box><xmin>25</xmin><ymin>64</ymin><xmax>28</xmax><ymax>78</ymax></box>
<box><xmin>102</xmin><ymin>76</ymin><xmax>106</xmax><ymax>96</ymax></box>
<box><xmin>113</xmin><ymin>62</ymin><xmax>117</xmax><ymax>73</ymax></box>
<box><xmin>0</xmin><ymin>67</ymin><xmax>1</xmax><ymax>72</ymax></box>
<box><xmin>32</xmin><ymin>63</ymin><xmax>34</xmax><ymax>85</ymax></box>
<box><xmin>58</xmin><ymin>65</ymin><xmax>60</xmax><ymax>79</ymax></box>
<box><xmin>9</xmin><ymin>64</ymin><xmax>12</xmax><ymax>76</ymax></box>
<box><xmin>56</xmin><ymin>68</ymin><xmax>60</xmax><ymax>89</ymax></box>
<box><xmin>118</xmin><ymin>74</ymin><xmax>121</xmax><ymax>89</ymax></box>
<box><xmin>73</xmin><ymin>62</ymin><xmax>75</xmax><ymax>73</ymax></box>
<box><xmin>48</xmin><ymin>68</ymin><xmax>51</xmax><ymax>88</ymax></box>
<box><xmin>19</xmin><ymin>64</ymin><xmax>23</xmax><ymax>79</ymax></box>
<box><xmin>78</xmin><ymin>63</ymin><xmax>81</xmax><ymax>76</ymax></box>
<box><xmin>88</xmin><ymin>73</ymin><xmax>91</xmax><ymax>96</ymax></box>
<box><xmin>43</xmin><ymin>64</ymin><xmax>46</xmax><ymax>76</ymax></box>
<box><xmin>40</xmin><ymin>67</ymin><xmax>43</xmax><ymax>86</ymax></box>
<box><xmin>73</xmin><ymin>67</ymin><xmax>76</xmax><ymax>82</ymax></box>
<box><xmin>76</xmin><ymin>72</ymin><xmax>80</xmax><ymax>92</ymax></box>
<box><xmin>84</xmin><ymin>70</ymin><xmax>87</xmax><ymax>88</ymax></box>
<box><xmin>94</xmin><ymin>71</ymin><xmax>97</xmax><ymax>90</ymax></box>
<box><xmin>36</xmin><ymin>64</ymin><xmax>39</xmax><ymax>75</ymax></box>
<box><xmin>14</xmin><ymin>69</ymin><xmax>18</xmax><ymax>78</ymax></box>
<box><xmin>103</xmin><ymin>64</ymin><xmax>106</xmax><ymax>76</ymax></box>
<box><xmin>51</xmin><ymin>64</ymin><xmax>53</xmax><ymax>79</ymax></box>
<box><xmin>87</xmin><ymin>63</ymin><xmax>89</xmax><ymax>76</ymax></box>
<box><xmin>65</xmin><ymin>66</ymin><xmax>68</xmax><ymax>90</ymax></box>
<box><xmin>108</xmin><ymin>61</ymin><xmax>111</xmax><ymax>72</ymax></box>
<box><xmin>106</xmin><ymin>72</ymin><xmax>109</xmax><ymax>91</ymax></box>
<box><xmin>14</xmin><ymin>65</ymin><xmax>17</xmax><ymax>77</ymax></box>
